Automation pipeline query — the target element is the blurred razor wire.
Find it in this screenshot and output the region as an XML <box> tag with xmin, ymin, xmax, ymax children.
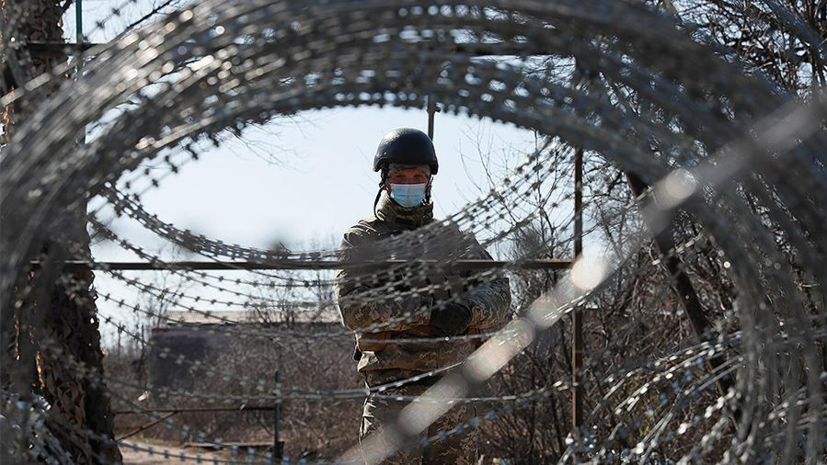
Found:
<box><xmin>1</xmin><ymin>0</ymin><xmax>826</xmax><ymax>463</ymax></box>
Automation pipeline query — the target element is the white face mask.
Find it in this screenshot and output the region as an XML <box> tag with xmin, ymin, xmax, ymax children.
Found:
<box><xmin>389</xmin><ymin>183</ymin><xmax>427</xmax><ymax>208</ymax></box>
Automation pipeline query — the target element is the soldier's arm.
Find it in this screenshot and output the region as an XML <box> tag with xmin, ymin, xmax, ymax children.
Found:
<box><xmin>334</xmin><ymin>225</ymin><xmax>430</xmax><ymax>332</ymax></box>
<box><xmin>457</xmin><ymin>234</ymin><xmax>512</xmax><ymax>331</ymax></box>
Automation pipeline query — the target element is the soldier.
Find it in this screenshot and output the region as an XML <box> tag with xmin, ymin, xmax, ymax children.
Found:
<box><xmin>334</xmin><ymin>128</ymin><xmax>511</xmax><ymax>464</ymax></box>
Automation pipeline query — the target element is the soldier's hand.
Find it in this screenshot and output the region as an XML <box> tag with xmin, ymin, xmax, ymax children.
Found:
<box><xmin>429</xmin><ymin>301</ymin><xmax>473</xmax><ymax>337</ymax></box>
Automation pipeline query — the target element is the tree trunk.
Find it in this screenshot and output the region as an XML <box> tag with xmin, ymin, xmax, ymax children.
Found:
<box><xmin>0</xmin><ymin>0</ymin><xmax>122</xmax><ymax>462</ymax></box>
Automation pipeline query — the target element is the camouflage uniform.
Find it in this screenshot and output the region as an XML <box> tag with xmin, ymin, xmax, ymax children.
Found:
<box><xmin>359</xmin><ymin>382</ymin><xmax>476</xmax><ymax>464</ymax></box>
<box><xmin>335</xmin><ymin>195</ymin><xmax>511</xmax><ymax>464</ymax></box>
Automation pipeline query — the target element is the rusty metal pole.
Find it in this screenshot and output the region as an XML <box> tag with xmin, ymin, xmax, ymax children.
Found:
<box><xmin>273</xmin><ymin>369</ymin><xmax>282</xmax><ymax>463</ymax></box>
<box><xmin>75</xmin><ymin>0</ymin><xmax>82</xmax><ymax>61</ymax></box>
<box><xmin>572</xmin><ymin>148</ymin><xmax>584</xmax><ymax>444</ymax></box>
<box><xmin>426</xmin><ymin>96</ymin><xmax>436</xmax><ymax>140</ymax></box>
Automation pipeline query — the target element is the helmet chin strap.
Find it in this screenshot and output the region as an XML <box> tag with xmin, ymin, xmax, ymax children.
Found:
<box><xmin>424</xmin><ymin>179</ymin><xmax>433</xmax><ymax>204</ymax></box>
<box><xmin>373</xmin><ymin>167</ymin><xmax>388</xmax><ymax>217</ymax></box>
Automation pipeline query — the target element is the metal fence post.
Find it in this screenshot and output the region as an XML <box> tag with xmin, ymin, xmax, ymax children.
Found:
<box><xmin>273</xmin><ymin>369</ymin><xmax>283</xmax><ymax>463</ymax></box>
<box><xmin>572</xmin><ymin>147</ymin><xmax>584</xmax><ymax>450</ymax></box>
<box><xmin>427</xmin><ymin>95</ymin><xmax>437</xmax><ymax>139</ymax></box>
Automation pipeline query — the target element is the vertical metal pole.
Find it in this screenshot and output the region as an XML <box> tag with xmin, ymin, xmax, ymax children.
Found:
<box><xmin>75</xmin><ymin>0</ymin><xmax>82</xmax><ymax>40</ymax></box>
<box><xmin>75</xmin><ymin>0</ymin><xmax>85</xmax><ymax>145</ymax></box>
<box><xmin>572</xmin><ymin>148</ymin><xmax>584</xmax><ymax>440</ymax></box>
<box><xmin>273</xmin><ymin>369</ymin><xmax>282</xmax><ymax>463</ymax></box>
<box><xmin>426</xmin><ymin>96</ymin><xmax>436</xmax><ymax>140</ymax></box>
<box><xmin>75</xmin><ymin>0</ymin><xmax>83</xmax><ymax>72</ymax></box>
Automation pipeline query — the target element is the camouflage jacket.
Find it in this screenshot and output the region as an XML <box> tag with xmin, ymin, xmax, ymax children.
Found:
<box><xmin>334</xmin><ymin>195</ymin><xmax>511</xmax><ymax>385</ymax></box>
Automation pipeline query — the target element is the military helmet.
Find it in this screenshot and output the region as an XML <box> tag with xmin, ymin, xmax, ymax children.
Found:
<box><xmin>373</xmin><ymin>128</ymin><xmax>439</xmax><ymax>175</ymax></box>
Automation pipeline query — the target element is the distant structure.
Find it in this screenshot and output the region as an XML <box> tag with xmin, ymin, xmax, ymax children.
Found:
<box><xmin>149</xmin><ymin>310</ymin><xmax>340</xmax><ymax>390</ymax></box>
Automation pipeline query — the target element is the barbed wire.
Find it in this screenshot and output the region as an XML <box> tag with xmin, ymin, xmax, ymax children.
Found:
<box><xmin>13</xmin><ymin>254</ymin><xmax>827</xmax><ymax>462</ymax></box>
<box><xmin>0</xmin><ymin>312</ymin><xmax>775</xmax><ymax>464</ymax></box>
<box><xmin>34</xmin><ymin>223</ymin><xmax>762</xmax><ymax>406</ymax></box>
<box><xmin>47</xmin><ymin>246</ymin><xmax>827</xmax><ymax>420</ymax></box>
<box><xmin>56</xmin><ymin>219</ymin><xmax>713</xmax><ymax>375</ymax></box>
<box><xmin>3</xmin><ymin>0</ymin><xmax>826</xmax><ymax>463</ymax></box>
<box><xmin>15</xmin><ymin>317</ymin><xmax>825</xmax><ymax>464</ymax></box>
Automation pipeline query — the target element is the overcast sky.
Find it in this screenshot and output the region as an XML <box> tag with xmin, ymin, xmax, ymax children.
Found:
<box><xmin>62</xmin><ymin>1</ymin><xmax>572</xmax><ymax>344</ymax></box>
<box><xmin>67</xmin><ymin>0</ymin><xmax>541</xmax><ymax>256</ymax></box>
<box><xmin>88</xmin><ymin>108</ymin><xmax>542</xmax><ymax>344</ymax></box>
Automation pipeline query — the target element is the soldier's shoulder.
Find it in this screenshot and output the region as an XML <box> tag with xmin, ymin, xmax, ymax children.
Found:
<box><xmin>343</xmin><ymin>216</ymin><xmax>382</xmax><ymax>239</ymax></box>
<box><xmin>354</xmin><ymin>215</ymin><xmax>383</xmax><ymax>231</ymax></box>
<box><xmin>431</xmin><ymin>216</ymin><xmax>471</xmax><ymax>237</ymax></box>
<box><xmin>433</xmin><ymin>217</ymin><xmax>485</xmax><ymax>254</ymax></box>
<box><xmin>358</xmin><ymin>215</ymin><xmax>382</xmax><ymax>227</ymax></box>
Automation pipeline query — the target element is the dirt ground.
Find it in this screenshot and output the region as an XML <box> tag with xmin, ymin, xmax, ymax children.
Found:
<box><xmin>119</xmin><ymin>442</ymin><xmax>225</xmax><ymax>464</ymax></box>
